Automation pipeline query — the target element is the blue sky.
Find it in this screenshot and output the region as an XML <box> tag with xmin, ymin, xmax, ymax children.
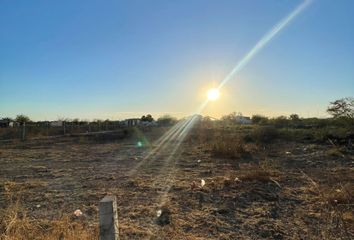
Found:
<box><xmin>0</xmin><ymin>0</ymin><xmax>353</xmax><ymax>120</ymax></box>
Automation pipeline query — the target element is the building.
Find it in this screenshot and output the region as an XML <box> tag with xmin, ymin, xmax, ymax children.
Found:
<box><xmin>35</xmin><ymin>121</ymin><xmax>50</xmax><ymax>127</ymax></box>
<box><xmin>235</xmin><ymin>116</ymin><xmax>252</xmax><ymax>124</ymax></box>
<box><xmin>122</xmin><ymin>118</ymin><xmax>141</xmax><ymax>127</ymax></box>
<box><xmin>50</xmin><ymin>120</ymin><xmax>64</xmax><ymax>127</ymax></box>
<box><xmin>0</xmin><ymin>119</ymin><xmax>15</xmax><ymax>128</ymax></box>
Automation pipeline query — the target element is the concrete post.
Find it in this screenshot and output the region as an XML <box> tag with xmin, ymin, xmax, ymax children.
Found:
<box><xmin>99</xmin><ymin>196</ymin><xmax>119</xmax><ymax>240</ymax></box>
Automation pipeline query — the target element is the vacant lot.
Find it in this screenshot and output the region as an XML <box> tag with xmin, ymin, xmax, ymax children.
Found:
<box><xmin>0</xmin><ymin>127</ymin><xmax>353</xmax><ymax>239</ymax></box>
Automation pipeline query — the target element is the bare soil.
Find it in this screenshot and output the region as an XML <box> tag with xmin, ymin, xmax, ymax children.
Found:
<box><xmin>0</xmin><ymin>128</ymin><xmax>353</xmax><ymax>239</ymax></box>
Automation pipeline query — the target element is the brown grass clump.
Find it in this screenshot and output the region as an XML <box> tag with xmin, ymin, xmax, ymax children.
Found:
<box><xmin>250</xmin><ymin>126</ymin><xmax>279</xmax><ymax>144</ymax></box>
<box><xmin>325</xmin><ymin>184</ymin><xmax>353</xmax><ymax>205</ymax></box>
<box><xmin>1</xmin><ymin>181</ymin><xmax>98</xmax><ymax>240</ymax></box>
<box><xmin>239</xmin><ymin>169</ymin><xmax>278</xmax><ymax>183</ymax></box>
<box><xmin>326</xmin><ymin>147</ymin><xmax>345</xmax><ymax>158</ymax></box>
<box><xmin>0</xmin><ymin>202</ymin><xmax>98</xmax><ymax>240</ymax></box>
<box><xmin>211</xmin><ymin>137</ymin><xmax>248</xmax><ymax>159</ymax></box>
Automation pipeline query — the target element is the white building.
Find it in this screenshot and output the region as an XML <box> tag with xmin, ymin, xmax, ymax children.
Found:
<box><xmin>50</xmin><ymin>120</ymin><xmax>63</xmax><ymax>127</ymax></box>
<box><xmin>122</xmin><ymin>118</ymin><xmax>141</xmax><ymax>127</ymax></box>
<box><xmin>235</xmin><ymin>116</ymin><xmax>252</xmax><ymax>124</ymax></box>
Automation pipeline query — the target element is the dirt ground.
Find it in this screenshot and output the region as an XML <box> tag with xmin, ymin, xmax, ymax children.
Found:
<box><xmin>0</xmin><ymin>128</ymin><xmax>353</xmax><ymax>239</ymax></box>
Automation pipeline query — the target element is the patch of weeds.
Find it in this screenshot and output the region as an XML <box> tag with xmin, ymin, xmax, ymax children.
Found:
<box><xmin>239</xmin><ymin>168</ymin><xmax>278</xmax><ymax>183</ymax></box>
<box><xmin>251</xmin><ymin>126</ymin><xmax>279</xmax><ymax>144</ymax></box>
<box><xmin>211</xmin><ymin>137</ymin><xmax>249</xmax><ymax>159</ymax></box>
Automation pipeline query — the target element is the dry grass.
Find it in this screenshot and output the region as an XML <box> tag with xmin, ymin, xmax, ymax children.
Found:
<box><xmin>326</xmin><ymin>147</ymin><xmax>345</xmax><ymax>158</ymax></box>
<box><xmin>0</xmin><ymin>203</ymin><xmax>98</xmax><ymax>240</ymax></box>
<box><xmin>0</xmin><ymin>182</ymin><xmax>98</xmax><ymax>240</ymax></box>
<box><xmin>211</xmin><ymin>136</ymin><xmax>248</xmax><ymax>159</ymax></box>
<box><xmin>239</xmin><ymin>168</ymin><xmax>278</xmax><ymax>183</ymax></box>
<box><xmin>1</xmin><ymin>127</ymin><xmax>353</xmax><ymax>239</ymax></box>
<box><xmin>324</xmin><ymin>184</ymin><xmax>353</xmax><ymax>206</ymax></box>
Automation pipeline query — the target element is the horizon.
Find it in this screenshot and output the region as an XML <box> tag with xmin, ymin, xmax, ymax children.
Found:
<box><xmin>1</xmin><ymin>0</ymin><xmax>353</xmax><ymax>120</ymax></box>
<box><xmin>1</xmin><ymin>111</ymin><xmax>340</xmax><ymax>123</ymax></box>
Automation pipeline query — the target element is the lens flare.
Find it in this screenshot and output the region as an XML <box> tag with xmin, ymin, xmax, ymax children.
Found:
<box><xmin>127</xmin><ymin>0</ymin><xmax>313</xmax><ymax>217</ymax></box>
<box><xmin>218</xmin><ymin>0</ymin><xmax>312</xmax><ymax>89</ymax></box>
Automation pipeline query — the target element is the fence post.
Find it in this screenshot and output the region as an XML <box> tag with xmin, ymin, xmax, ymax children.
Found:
<box><xmin>63</xmin><ymin>121</ymin><xmax>66</xmax><ymax>135</ymax></box>
<box><xmin>99</xmin><ymin>196</ymin><xmax>119</xmax><ymax>240</ymax></box>
<box><xmin>21</xmin><ymin>122</ymin><xmax>26</xmax><ymax>140</ymax></box>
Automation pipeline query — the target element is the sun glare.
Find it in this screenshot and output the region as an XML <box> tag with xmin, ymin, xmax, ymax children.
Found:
<box><xmin>207</xmin><ymin>88</ymin><xmax>220</xmax><ymax>101</ymax></box>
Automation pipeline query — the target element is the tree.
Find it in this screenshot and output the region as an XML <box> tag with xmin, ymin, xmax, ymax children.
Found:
<box><xmin>157</xmin><ymin>115</ymin><xmax>177</xmax><ymax>126</ymax></box>
<box><xmin>327</xmin><ymin>97</ymin><xmax>354</xmax><ymax>118</ymax></box>
<box><xmin>1</xmin><ymin>117</ymin><xmax>13</xmax><ymax>122</ymax></box>
<box><xmin>15</xmin><ymin>114</ymin><xmax>30</xmax><ymax>125</ymax></box>
<box><xmin>272</xmin><ymin>116</ymin><xmax>288</xmax><ymax>128</ymax></box>
<box><xmin>289</xmin><ymin>114</ymin><xmax>300</xmax><ymax>121</ymax></box>
<box><xmin>252</xmin><ymin>115</ymin><xmax>269</xmax><ymax>125</ymax></box>
<box><xmin>141</xmin><ymin>114</ymin><xmax>154</xmax><ymax>122</ymax></box>
<box><xmin>221</xmin><ymin>112</ymin><xmax>238</xmax><ymax>123</ymax></box>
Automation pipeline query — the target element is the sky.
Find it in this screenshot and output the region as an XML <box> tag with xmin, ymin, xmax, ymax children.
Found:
<box><xmin>0</xmin><ymin>0</ymin><xmax>353</xmax><ymax>121</ymax></box>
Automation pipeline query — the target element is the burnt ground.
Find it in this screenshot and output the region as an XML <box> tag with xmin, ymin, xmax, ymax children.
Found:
<box><xmin>0</xmin><ymin>128</ymin><xmax>353</xmax><ymax>239</ymax></box>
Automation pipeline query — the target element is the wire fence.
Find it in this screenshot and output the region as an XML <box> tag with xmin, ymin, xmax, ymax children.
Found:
<box><xmin>0</xmin><ymin>122</ymin><xmax>124</xmax><ymax>141</ymax></box>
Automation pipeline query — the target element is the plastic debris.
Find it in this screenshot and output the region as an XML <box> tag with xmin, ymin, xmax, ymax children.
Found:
<box><xmin>156</xmin><ymin>207</ymin><xmax>171</xmax><ymax>226</ymax></box>
<box><xmin>156</xmin><ymin>209</ymin><xmax>162</xmax><ymax>217</ymax></box>
<box><xmin>74</xmin><ymin>209</ymin><xmax>83</xmax><ymax>217</ymax></box>
<box><xmin>234</xmin><ymin>177</ymin><xmax>241</xmax><ymax>183</ymax></box>
<box><xmin>36</xmin><ymin>204</ymin><xmax>41</xmax><ymax>208</ymax></box>
<box><xmin>200</xmin><ymin>179</ymin><xmax>205</xmax><ymax>188</ymax></box>
<box><xmin>285</xmin><ymin>151</ymin><xmax>291</xmax><ymax>155</ymax></box>
<box><xmin>197</xmin><ymin>159</ymin><xmax>201</xmax><ymax>163</ymax></box>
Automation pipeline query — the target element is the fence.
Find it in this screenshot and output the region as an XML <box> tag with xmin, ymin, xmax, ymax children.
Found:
<box><xmin>0</xmin><ymin>122</ymin><xmax>123</xmax><ymax>141</ymax></box>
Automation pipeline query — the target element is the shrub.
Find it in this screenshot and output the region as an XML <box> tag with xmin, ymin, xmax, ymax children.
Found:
<box><xmin>251</xmin><ymin>126</ymin><xmax>279</xmax><ymax>144</ymax></box>
<box><xmin>251</xmin><ymin>115</ymin><xmax>269</xmax><ymax>125</ymax></box>
<box><xmin>156</xmin><ymin>115</ymin><xmax>178</xmax><ymax>126</ymax></box>
<box><xmin>211</xmin><ymin>136</ymin><xmax>247</xmax><ymax>159</ymax></box>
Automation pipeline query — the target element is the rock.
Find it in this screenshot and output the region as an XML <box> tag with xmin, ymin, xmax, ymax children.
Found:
<box><xmin>156</xmin><ymin>207</ymin><xmax>171</xmax><ymax>226</ymax></box>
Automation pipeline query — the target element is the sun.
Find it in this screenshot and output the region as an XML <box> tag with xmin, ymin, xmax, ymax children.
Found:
<box><xmin>207</xmin><ymin>88</ymin><xmax>220</xmax><ymax>101</ymax></box>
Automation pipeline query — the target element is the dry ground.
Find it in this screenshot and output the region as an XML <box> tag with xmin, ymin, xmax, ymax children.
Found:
<box><xmin>0</xmin><ymin>127</ymin><xmax>353</xmax><ymax>239</ymax></box>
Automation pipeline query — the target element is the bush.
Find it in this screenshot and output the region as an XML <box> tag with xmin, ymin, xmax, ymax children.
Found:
<box><xmin>252</xmin><ymin>115</ymin><xmax>269</xmax><ymax>125</ymax></box>
<box><xmin>156</xmin><ymin>115</ymin><xmax>178</xmax><ymax>126</ymax></box>
<box><xmin>211</xmin><ymin>136</ymin><xmax>247</xmax><ymax>159</ymax></box>
<box><xmin>271</xmin><ymin>116</ymin><xmax>289</xmax><ymax>128</ymax></box>
<box><xmin>251</xmin><ymin>126</ymin><xmax>279</xmax><ymax>144</ymax></box>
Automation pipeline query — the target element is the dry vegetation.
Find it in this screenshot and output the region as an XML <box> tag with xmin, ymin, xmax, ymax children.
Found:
<box><xmin>0</xmin><ymin>123</ymin><xmax>353</xmax><ymax>239</ymax></box>
<box><xmin>1</xmin><ymin>178</ymin><xmax>98</xmax><ymax>240</ymax></box>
